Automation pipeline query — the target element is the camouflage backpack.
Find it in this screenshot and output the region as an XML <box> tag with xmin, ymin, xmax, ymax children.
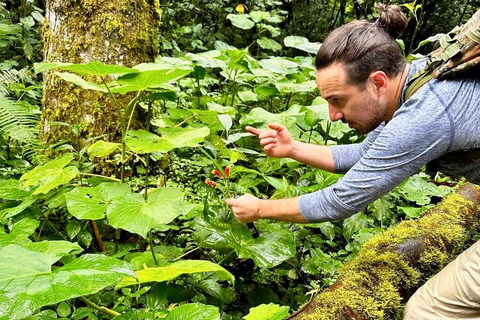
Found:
<box><xmin>405</xmin><ymin>9</ymin><xmax>480</xmax><ymax>100</ymax></box>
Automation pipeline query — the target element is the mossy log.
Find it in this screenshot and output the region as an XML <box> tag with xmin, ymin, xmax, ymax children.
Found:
<box><xmin>290</xmin><ymin>183</ymin><xmax>480</xmax><ymax>320</ymax></box>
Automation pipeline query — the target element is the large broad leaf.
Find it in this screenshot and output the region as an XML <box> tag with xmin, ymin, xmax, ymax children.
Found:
<box><xmin>243</xmin><ymin>303</ymin><xmax>290</xmax><ymax>320</ymax></box>
<box><xmin>125</xmin><ymin>127</ymin><xmax>210</xmax><ymax>154</ymax></box>
<box><xmin>236</xmin><ymin>229</ymin><xmax>296</xmax><ymax>268</ymax></box>
<box><xmin>195</xmin><ymin>219</ymin><xmax>296</xmax><ymax>269</ymax></box>
<box><xmin>65</xmin><ymin>183</ymin><xmax>131</xmax><ymax>220</ymax></box>
<box><xmin>20</xmin><ymin>154</ymin><xmax>79</xmax><ymax>195</ymax></box>
<box><xmin>0</xmin><ymin>245</ymin><xmax>135</xmax><ymax>320</ymax></box>
<box><xmin>275</xmin><ymin>79</ymin><xmax>317</xmax><ymax>93</ymax></box>
<box><xmin>87</xmin><ymin>140</ymin><xmax>120</xmax><ymax>158</ymax></box>
<box><xmin>0</xmin><ymin>217</ymin><xmax>39</xmax><ymax>249</ymax></box>
<box><xmin>0</xmin><ymin>179</ymin><xmax>32</xmax><ymax>200</ymax></box>
<box><xmin>115</xmin><ymin>68</ymin><xmax>192</xmax><ymax>92</ymax></box>
<box><xmin>116</xmin><ymin>260</ymin><xmax>234</xmax><ymax>288</ymax></box>
<box><xmin>0</xmin><ymin>23</ymin><xmax>23</xmax><ymax>36</ymax></box>
<box><xmin>107</xmin><ymin>187</ymin><xmax>186</xmax><ymax>238</ymax></box>
<box><xmin>167</xmin><ymin>304</ymin><xmax>220</xmax><ymax>320</ymax></box>
<box><xmin>257</xmin><ymin>58</ymin><xmax>298</xmax><ymax>74</ymax></box>
<box><xmin>226</xmin><ymin>14</ymin><xmax>255</xmax><ymax>30</ymax></box>
<box><xmin>35</xmin><ymin>61</ymin><xmax>137</xmax><ymax>75</ymax></box>
<box><xmin>240</xmin><ymin>106</ymin><xmax>304</xmax><ymax>130</ymax></box>
<box><xmin>283</xmin><ymin>35</ymin><xmax>321</xmax><ymax>54</ymax></box>
<box><xmin>396</xmin><ymin>175</ymin><xmax>450</xmax><ymax>206</ymax></box>
<box><xmin>55</xmin><ymin>72</ymin><xmax>108</xmax><ymax>92</ymax></box>
<box><xmin>23</xmin><ymin>241</ymin><xmax>83</xmax><ymax>265</ymax></box>
<box><xmin>186</xmin><ymin>51</ymin><xmax>227</xmax><ymax>69</ymax></box>
<box><xmin>257</xmin><ymin>37</ymin><xmax>282</xmax><ymax>51</ymax></box>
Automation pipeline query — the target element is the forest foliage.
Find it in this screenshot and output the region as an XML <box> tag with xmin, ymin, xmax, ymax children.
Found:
<box><xmin>0</xmin><ymin>0</ymin><xmax>478</xmax><ymax>319</ymax></box>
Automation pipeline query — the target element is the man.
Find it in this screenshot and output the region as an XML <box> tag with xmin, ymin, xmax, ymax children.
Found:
<box><xmin>225</xmin><ymin>4</ymin><xmax>480</xmax><ymax>320</ymax></box>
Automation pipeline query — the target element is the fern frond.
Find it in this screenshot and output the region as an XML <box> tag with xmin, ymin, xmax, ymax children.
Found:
<box><xmin>0</xmin><ymin>97</ymin><xmax>39</xmax><ymax>144</ymax></box>
<box><xmin>0</xmin><ymin>68</ymin><xmax>28</xmax><ymax>96</ymax></box>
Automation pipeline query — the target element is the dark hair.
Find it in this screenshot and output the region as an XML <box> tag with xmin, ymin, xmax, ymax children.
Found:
<box><xmin>315</xmin><ymin>4</ymin><xmax>408</xmax><ymax>87</ymax></box>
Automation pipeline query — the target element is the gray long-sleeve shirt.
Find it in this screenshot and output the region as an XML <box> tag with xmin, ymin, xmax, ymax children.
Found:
<box><xmin>298</xmin><ymin>59</ymin><xmax>480</xmax><ymax>222</ymax></box>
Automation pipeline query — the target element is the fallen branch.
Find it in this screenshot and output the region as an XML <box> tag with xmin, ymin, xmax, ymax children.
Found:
<box><xmin>290</xmin><ymin>183</ymin><xmax>480</xmax><ymax>320</ymax></box>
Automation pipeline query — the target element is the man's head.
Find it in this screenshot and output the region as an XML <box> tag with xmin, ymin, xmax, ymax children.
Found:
<box><xmin>315</xmin><ymin>4</ymin><xmax>407</xmax><ymax>133</ymax></box>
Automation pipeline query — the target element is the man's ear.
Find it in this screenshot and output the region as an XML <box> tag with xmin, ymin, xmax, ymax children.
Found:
<box><xmin>370</xmin><ymin>71</ymin><xmax>388</xmax><ymax>97</ymax></box>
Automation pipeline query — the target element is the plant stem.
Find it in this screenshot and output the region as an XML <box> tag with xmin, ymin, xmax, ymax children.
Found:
<box><xmin>174</xmin><ymin>247</ymin><xmax>200</xmax><ymax>261</ymax></box>
<box><xmin>149</xmin><ymin>230</ymin><xmax>158</xmax><ymax>265</ymax></box>
<box><xmin>90</xmin><ymin>220</ymin><xmax>106</xmax><ymax>253</ymax></box>
<box><xmin>295</xmin><ymin>124</ymin><xmax>322</xmax><ymax>145</ymax></box>
<box><xmin>47</xmin><ymin>219</ymin><xmax>68</xmax><ymax>241</ymax></box>
<box><xmin>79</xmin><ymin>296</ymin><xmax>120</xmax><ymax>317</ymax></box>
<box><xmin>218</xmin><ymin>249</ymin><xmax>235</xmax><ymax>265</ymax></box>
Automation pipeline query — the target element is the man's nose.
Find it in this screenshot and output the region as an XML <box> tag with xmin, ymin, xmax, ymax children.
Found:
<box><xmin>328</xmin><ymin>104</ymin><xmax>343</xmax><ymax>122</ymax></box>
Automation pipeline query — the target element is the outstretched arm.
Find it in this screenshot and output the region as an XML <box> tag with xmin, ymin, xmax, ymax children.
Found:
<box><xmin>247</xmin><ymin>123</ymin><xmax>336</xmax><ymax>172</ymax></box>
<box><xmin>225</xmin><ymin>194</ymin><xmax>307</xmax><ymax>223</ymax></box>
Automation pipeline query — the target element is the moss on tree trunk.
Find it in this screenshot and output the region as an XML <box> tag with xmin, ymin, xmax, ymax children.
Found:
<box><xmin>42</xmin><ymin>0</ymin><xmax>160</xmax><ymax>148</ymax></box>
<box><xmin>290</xmin><ymin>183</ymin><xmax>480</xmax><ymax>320</ymax></box>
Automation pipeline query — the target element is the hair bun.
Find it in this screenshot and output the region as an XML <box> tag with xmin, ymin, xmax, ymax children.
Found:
<box><xmin>376</xmin><ymin>3</ymin><xmax>408</xmax><ymax>39</ymax></box>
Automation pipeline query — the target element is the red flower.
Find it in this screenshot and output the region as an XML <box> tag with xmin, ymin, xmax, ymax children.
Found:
<box><xmin>212</xmin><ymin>169</ymin><xmax>223</xmax><ymax>178</ymax></box>
<box><xmin>224</xmin><ymin>166</ymin><xmax>230</xmax><ymax>178</ymax></box>
<box><xmin>205</xmin><ymin>178</ymin><xmax>217</xmax><ymax>187</ymax></box>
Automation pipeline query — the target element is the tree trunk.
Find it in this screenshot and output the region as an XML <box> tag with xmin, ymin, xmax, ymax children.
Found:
<box><xmin>42</xmin><ymin>0</ymin><xmax>160</xmax><ymax>149</ymax></box>
<box><xmin>290</xmin><ymin>183</ymin><xmax>480</xmax><ymax>320</ymax></box>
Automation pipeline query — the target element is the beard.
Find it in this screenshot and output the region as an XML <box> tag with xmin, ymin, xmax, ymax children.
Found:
<box><xmin>348</xmin><ymin>91</ymin><xmax>384</xmax><ymax>134</ymax></box>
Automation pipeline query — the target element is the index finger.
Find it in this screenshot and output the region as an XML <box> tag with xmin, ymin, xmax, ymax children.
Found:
<box><xmin>245</xmin><ymin>126</ymin><xmax>263</xmax><ymax>136</ymax></box>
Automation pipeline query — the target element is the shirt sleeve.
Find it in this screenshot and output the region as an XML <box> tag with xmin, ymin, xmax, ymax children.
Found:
<box><xmin>330</xmin><ymin>123</ymin><xmax>385</xmax><ymax>173</ymax></box>
<box><xmin>298</xmin><ymin>90</ymin><xmax>454</xmax><ymax>223</ymax></box>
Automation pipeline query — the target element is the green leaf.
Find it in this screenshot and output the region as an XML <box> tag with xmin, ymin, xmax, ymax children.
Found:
<box><xmin>0</xmin><ymin>217</ymin><xmax>40</xmax><ymax>248</ymax></box>
<box><xmin>0</xmin><ymin>23</ymin><xmax>23</xmax><ymax>36</ymax></box>
<box><xmin>107</xmin><ymin>187</ymin><xmax>186</xmax><ymax>238</ymax></box>
<box><xmin>237</xmin><ymin>229</ymin><xmax>296</xmax><ymax>268</ymax></box>
<box><xmin>20</xmin><ymin>154</ymin><xmax>79</xmax><ymax>195</ymax></box>
<box><xmin>275</xmin><ymin>79</ymin><xmax>317</xmax><ymax>93</ymax></box>
<box><xmin>226</xmin><ymin>14</ymin><xmax>255</xmax><ymax>30</ymax></box>
<box><xmin>240</xmin><ymin>106</ymin><xmax>303</xmax><ymax>129</ymax></box>
<box><xmin>116</xmin><ymin>260</ymin><xmax>234</xmax><ymax>289</ymax></box>
<box><xmin>115</xmin><ymin>68</ymin><xmax>192</xmax><ymax>92</ymax></box>
<box><xmin>249</xmin><ymin>11</ymin><xmax>270</xmax><ymax>23</ymax></box>
<box><xmin>237</xmin><ymin>90</ymin><xmax>258</xmax><ymax>102</ymax></box>
<box><xmin>65</xmin><ymin>183</ymin><xmax>131</xmax><ymax>220</ymax></box>
<box><xmin>167</xmin><ymin>303</ymin><xmax>220</xmax><ymax>320</ymax></box>
<box><xmin>55</xmin><ymin>72</ymin><xmax>108</xmax><ymax>92</ymax></box>
<box><xmin>60</xmin><ymin>61</ymin><xmax>137</xmax><ymax>75</ymax></box>
<box><xmin>56</xmin><ymin>301</ymin><xmax>71</xmax><ymax>318</ymax></box>
<box><xmin>125</xmin><ymin>127</ymin><xmax>209</xmax><ymax>154</ymax></box>
<box><xmin>396</xmin><ymin>175</ymin><xmax>449</xmax><ymax>205</ymax></box>
<box><xmin>0</xmin><ymin>197</ymin><xmax>37</xmax><ymax>221</ymax></box>
<box><xmin>257</xmin><ymin>37</ymin><xmax>282</xmax><ymax>51</ymax></box>
<box><xmin>87</xmin><ymin>140</ymin><xmax>120</xmax><ymax>158</ymax></box>
<box><xmin>186</xmin><ymin>51</ymin><xmax>227</xmax><ymax>69</ymax></box>
<box><xmin>23</xmin><ymin>241</ymin><xmax>83</xmax><ymax>265</ymax></box>
<box><xmin>243</xmin><ymin>303</ymin><xmax>290</xmax><ymax>320</ymax></box>
<box><xmin>258</xmin><ymin>58</ymin><xmax>298</xmax><ymax>74</ymax></box>
<box><xmin>195</xmin><ymin>219</ymin><xmax>296</xmax><ymax>268</ymax></box>
<box><xmin>0</xmin><ymin>179</ymin><xmax>31</xmax><ymax>200</ymax></box>
<box><xmin>343</xmin><ymin>212</ymin><xmax>373</xmax><ymax>241</ymax></box>
<box><xmin>283</xmin><ymin>35</ymin><xmax>321</xmax><ymax>54</ymax></box>
<box><xmin>254</xmin><ymin>85</ymin><xmax>279</xmax><ymax>99</ymax></box>
<box><xmin>35</xmin><ymin>61</ymin><xmax>137</xmax><ymax>75</ymax></box>
<box><xmin>0</xmin><ymin>245</ymin><xmax>135</xmax><ymax>320</ymax></box>
<box><xmin>398</xmin><ymin>206</ymin><xmax>423</xmax><ymax>219</ymax></box>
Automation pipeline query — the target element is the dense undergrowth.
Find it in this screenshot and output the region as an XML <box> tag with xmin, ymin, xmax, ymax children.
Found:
<box><xmin>0</xmin><ymin>1</ymin><xmax>470</xmax><ymax>319</ymax></box>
